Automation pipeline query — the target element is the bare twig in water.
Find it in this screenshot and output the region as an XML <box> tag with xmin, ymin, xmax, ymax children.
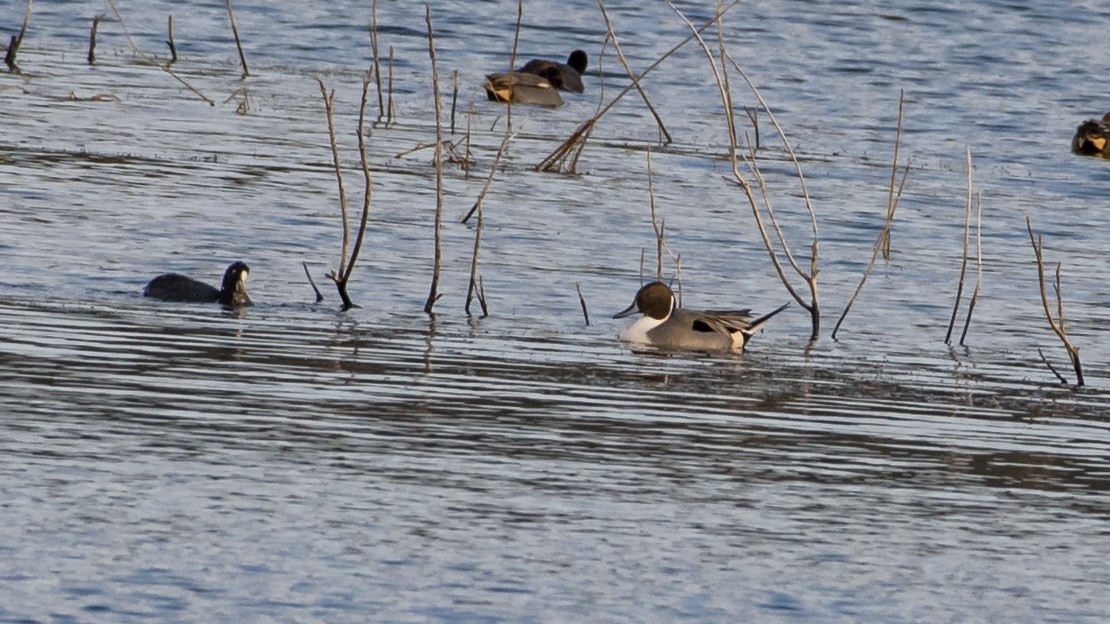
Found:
<box><xmin>945</xmin><ymin>147</ymin><xmax>974</xmax><ymax>344</ymax></box>
<box><xmin>166</xmin><ymin>15</ymin><xmax>177</xmax><ymax>63</ymax></box>
<box><xmin>1036</xmin><ymin>347</ymin><xmax>1068</xmax><ymax>385</ymax></box>
<box><xmin>958</xmin><ymin>192</ymin><xmax>983</xmax><ymax>346</ymax></box>
<box><xmin>450</xmin><ymin>69</ymin><xmax>460</xmax><ymax>135</ymax></box>
<box><xmin>369</xmin><ymin>0</ymin><xmax>384</xmax><ymax>119</ymax></box>
<box><xmin>5</xmin><ymin>0</ymin><xmax>33</xmax><ymax>73</ymax></box>
<box><xmin>387</xmin><ymin>45</ymin><xmax>395</xmax><ymax>123</ymax></box>
<box><xmin>303</xmin><ymin>261</ymin><xmax>324</xmax><ymax>303</ymax></box>
<box><xmin>880</xmin><ymin>91</ymin><xmax>906</xmax><ymax>259</ymax></box>
<box><xmin>423</xmin><ymin>5</ymin><xmax>446</xmax><ymax>316</ymax></box>
<box><xmin>317</xmin><ymin>73</ymin><xmax>375</xmax><ymax>309</ymax></box>
<box><xmin>225</xmin><ymin>0</ymin><xmax>249</xmax><ymax>78</ymax></box>
<box><xmin>671</xmin><ymin>0</ymin><xmax>821</xmax><ymax>339</ymax></box>
<box><xmin>744</xmin><ymin>107</ymin><xmax>760</xmax><ymax>149</ymax></box>
<box><xmin>832</xmin><ymin>91</ymin><xmax>910</xmax><ymax>341</ymax></box>
<box><xmin>106</xmin><ymin>0</ymin><xmax>214</xmax><ymax>105</ymax></box>
<box><xmin>576</xmin><ymin>282</ymin><xmax>591</xmax><ymax>326</ymax></box>
<box><xmin>1026</xmin><ymin>217</ymin><xmax>1084</xmax><ymax>386</ymax></box>
<box><xmin>598</xmin><ymin>1</ymin><xmax>672</xmax><ymax>144</ymax></box>
<box><xmin>88</xmin><ymin>14</ymin><xmax>102</xmax><ymax>65</ymax></box>
<box><xmin>536</xmin><ymin>1</ymin><xmax>741</xmax><ymax>173</ymax></box>
<box><xmin>646</xmin><ymin>148</ymin><xmax>680</xmax><ymax>282</ymax></box>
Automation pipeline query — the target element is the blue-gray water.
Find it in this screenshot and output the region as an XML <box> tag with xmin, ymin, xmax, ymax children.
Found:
<box><xmin>1</xmin><ymin>0</ymin><xmax>1108</xmax><ymax>622</ymax></box>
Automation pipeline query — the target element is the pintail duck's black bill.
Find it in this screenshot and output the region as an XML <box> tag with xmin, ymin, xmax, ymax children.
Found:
<box><xmin>613</xmin><ymin>301</ymin><xmax>639</xmax><ymax>319</ymax></box>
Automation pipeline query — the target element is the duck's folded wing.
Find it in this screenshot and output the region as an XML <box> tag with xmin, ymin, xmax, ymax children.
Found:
<box><xmin>689</xmin><ymin>310</ymin><xmax>753</xmax><ymax>334</ymax></box>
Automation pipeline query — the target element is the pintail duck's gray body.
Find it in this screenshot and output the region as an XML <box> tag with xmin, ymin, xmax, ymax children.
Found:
<box><xmin>483</xmin><ymin>71</ymin><xmax>563</xmax><ymax>107</ymax></box>
<box><xmin>614</xmin><ymin>281</ymin><xmax>787</xmax><ymax>352</ymax></box>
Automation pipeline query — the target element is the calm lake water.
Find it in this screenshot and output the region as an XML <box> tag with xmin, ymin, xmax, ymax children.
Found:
<box><xmin>1</xmin><ymin>0</ymin><xmax>1108</xmax><ymax>622</ymax></box>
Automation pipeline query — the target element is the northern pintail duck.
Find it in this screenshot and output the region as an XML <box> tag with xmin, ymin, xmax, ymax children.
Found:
<box><xmin>144</xmin><ymin>261</ymin><xmax>251</xmax><ymax>306</ymax></box>
<box><xmin>1072</xmin><ymin>112</ymin><xmax>1110</xmax><ymax>158</ymax></box>
<box><xmin>614</xmin><ymin>281</ymin><xmax>788</xmax><ymax>352</ymax></box>
<box><xmin>519</xmin><ymin>50</ymin><xmax>588</xmax><ymax>93</ymax></box>
<box><xmin>483</xmin><ymin>71</ymin><xmax>563</xmax><ymax>106</ymax></box>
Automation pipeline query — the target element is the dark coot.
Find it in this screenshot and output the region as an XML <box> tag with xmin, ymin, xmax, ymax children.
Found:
<box><xmin>143</xmin><ymin>261</ymin><xmax>251</xmax><ymax>306</ymax></box>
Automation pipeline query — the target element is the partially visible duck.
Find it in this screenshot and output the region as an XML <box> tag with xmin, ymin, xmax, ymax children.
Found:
<box><xmin>613</xmin><ymin>281</ymin><xmax>788</xmax><ymax>352</ymax></box>
<box><xmin>483</xmin><ymin>71</ymin><xmax>563</xmax><ymax>107</ymax></box>
<box><xmin>144</xmin><ymin>261</ymin><xmax>251</xmax><ymax>306</ymax></box>
<box><xmin>1072</xmin><ymin>112</ymin><xmax>1110</xmax><ymax>158</ymax></box>
<box><xmin>519</xmin><ymin>50</ymin><xmax>588</xmax><ymax>93</ymax></box>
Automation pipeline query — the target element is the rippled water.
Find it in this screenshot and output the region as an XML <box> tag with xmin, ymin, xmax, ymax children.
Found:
<box><xmin>2</xmin><ymin>0</ymin><xmax>1108</xmax><ymax>621</ymax></box>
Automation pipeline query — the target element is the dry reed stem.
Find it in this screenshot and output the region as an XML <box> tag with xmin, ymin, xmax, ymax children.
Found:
<box><xmin>105</xmin><ymin>0</ymin><xmax>214</xmax><ymax>105</ymax></box>
<box><xmin>88</xmin><ymin>15</ymin><xmax>101</xmax><ymax>65</ymax></box>
<box><xmin>1026</xmin><ymin>217</ymin><xmax>1084</xmax><ymax>386</ymax></box>
<box><xmin>1035</xmin><ymin>347</ymin><xmax>1068</xmax><ymax>385</ymax></box>
<box><xmin>536</xmin><ymin>1</ymin><xmax>740</xmax><ymax>173</ymax></box>
<box><xmin>225</xmin><ymin>0</ymin><xmax>249</xmax><ymax>78</ymax></box>
<box><xmin>880</xmin><ymin>92</ymin><xmax>906</xmax><ymax>258</ymax></box>
<box><xmin>369</xmin><ymin>0</ymin><xmax>384</xmax><ymax>119</ymax></box>
<box><xmin>166</xmin><ymin>15</ymin><xmax>177</xmax><ymax>63</ymax></box>
<box><xmin>598</xmin><ymin>1</ymin><xmax>672</xmax><ymax>144</ymax></box>
<box><xmin>465</xmin><ymin>0</ymin><xmax>523</xmax><ymax>311</ymax></box>
<box><xmin>744</xmin><ymin>107</ymin><xmax>760</xmax><ymax>149</ymax></box>
<box><xmin>387</xmin><ymin>46</ymin><xmax>395</xmax><ymax>123</ymax></box>
<box><xmin>671</xmin><ymin>0</ymin><xmax>821</xmax><ymax>339</ymax></box>
<box><xmin>958</xmin><ymin>192</ymin><xmax>983</xmax><ymax>346</ymax></box>
<box><xmin>316</xmin><ymin>73</ymin><xmax>375</xmax><ymax>309</ymax></box>
<box><xmin>576</xmin><ymin>283</ymin><xmax>591</xmax><ymax>326</ymax></box>
<box><xmin>423</xmin><ymin>5</ymin><xmax>445</xmax><ymax>315</ymax></box>
<box><xmin>830</xmin><ymin>94</ymin><xmax>909</xmax><ymax>340</ymax></box>
<box><xmin>450</xmin><ymin>70</ymin><xmax>459</xmax><ymax>134</ymax></box>
<box><xmin>945</xmin><ymin>146</ymin><xmax>974</xmax><ymax>344</ymax></box>
<box><xmin>646</xmin><ymin>148</ymin><xmax>680</xmax><ymax>281</ymax></box>
<box><xmin>303</xmin><ymin>261</ymin><xmax>324</xmax><ymax>303</ymax></box>
<box><xmin>5</xmin><ymin>0</ymin><xmax>32</xmax><ymax>72</ymax></box>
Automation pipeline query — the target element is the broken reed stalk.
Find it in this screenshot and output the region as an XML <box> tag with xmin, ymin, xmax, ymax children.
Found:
<box><xmin>945</xmin><ymin>146</ymin><xmax>974</xmax><ymax>344</ymax></box>
<box><xmin>830</xmin><ymin>91</ymin><xmax>910</xmax><ymax>341</ymax></box>
<box><xmin>744</xmin><ymin>107</ymin><xmax>760</xmax><ymax>149</ymax></box>
<box><xmin>536</xmin><ymin>0</ymin><xmax>740</xmax><ymax>173</ymax></box>
<box><xmin>369</xmin><ymin>0</ymin><xmax>384</xmax><ymax>119</ymax></box>
<box><xmin>105</xmin><ymin>0</ymin><xmax>214</xmax><ymax>105</ymax></box>
<box><xmin>1026</xmin><ymin>217</ymin><xmax>1084</xmax><ymax>386</ymax></box>
<box><xmin>880</xmin><ymin>91</ymin><xmax>906</xmax><ymax>259</ymax></box>
<box><xmin>464</xmin><ymin>0</ymin><xmax>522</xmax><ymax>311</ymax></box>
<box><xmin>302</xmin><ymin>261</ymin><xmax>324</xmax><ymax>303</ymax></box>
<box><xmin>598</xmin><ymin>1</ymin><xmax>672</xmax><ymax>144</ymax></box>
<box><xmin>957</xmin><ymin>192</ymin><xmax>983</xmax><ymax>346</ymax></box>
<box><xmin>387</xmin><ymin>46</ymin><xmax>395</xmax><ymax>123</ymax></box>
<box><xmin>87</xmin><ymin>15</ymin><xmax>101</xmax><ymax>65</ymax></box>
<box><xmin>450</xmin><ymin>69</ymin><xmax>459</xmax><ymax>134</ymax></box>
<box><xmin>317</xmin><ymin>73</ymin><xmax>375</xmax><ymax>309</ymax></box>
<box><xmin>576</xmin><ymin>282</ymin><xmax>591</xmax><ymax>326</ymax></box>
<box><xmin>5</xmin><ymin>0</ymin><xmax>32</xmax><ymax>72</ymax></box>
<box><xmin>645</xmin><ymin>148</ymin><xmax>680</xmax><ymax>282</ymax></box>
<box><xmin>167</xmin><ymin>15</ymin><xmax>177</xmax><ymax>63</ymax></box>
<box><xmin>670</xmin><ymin>0</ymin><xmax>821</xmax><ymax>339</ymax></box>
<box><xmin>225</xmin><ymin>0</ymin><xmax>249</xmax><ymax>78</ymax></box>
<box><xmin>423</xmin><ymin>5</ymin><xmax>445</xmax><ymax>315</ymax></box>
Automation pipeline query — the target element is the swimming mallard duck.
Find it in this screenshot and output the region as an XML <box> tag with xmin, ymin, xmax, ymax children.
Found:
<box><xmin>519</xmin><ymin>50</ymin><xmax>588</xmax><ymax>93</ymax></box>
<box><xmin>1072</xmin><ymin>112</ymin><xmax>1110</xmax><ymax>158</ymax></box>
<box><xmin>483</xmin><ymin>71</ymin><xmax>563</xmax><ymax>107</ymax></box>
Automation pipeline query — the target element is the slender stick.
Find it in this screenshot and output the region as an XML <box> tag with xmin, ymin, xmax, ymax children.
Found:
<box><xmin>1036</xmin><ymin>347</ymin><xmax>1068</xmax><ymax>385</ymax></box>
<box><xmin>598</xmin><ymin>1</ymin><xmax>672</xmax><ymax>143</ymax></box>
<box><xmin>536</xmin><ymin>1</ymin><xmax>740</xmax><ymax>173</ymax></box>
<box><xmin>880</xmin><ymin>92</ymin><xmax>906</xmax><ymax>259</ymax></box>
<box><xmin>387</xmin><ymin>46</ymin><xmax>395</xmax><ymax>123</ymax></box>
<box><xmin>106</xmin><ymin>0</ymin><xmax>214</xmax><ymax>105</ymax></box>
<box><xmin>5</xmin><ymin>0</ymin><xmax>33</xmax><ymax>72</ymax></box>
<box><xmin>576</xmin><ymin>283</ymin><xmax>591</xmax><ymax>326</ymax></box>
<box><xmin>317</xmin><ymin>81</ymin><xmax>351</xmax><ymax>283</ymax></box>
<box><xmin>830</xmin><ymin>93</ymin><xmax>909</xmax><ymax>340</ymax></box>
<box><xmin>958</xmin><ymin>192</ymin><xmax>983</xmax><ymax>346</ymax></box>
<box><xmin>945</xmin><ymin>146</ymin><xmax>973</xmax><ymax>344</ymax></box>
<box><xmin>450</xmin><ymin>69</ymin><xmax>460</xmax><ymax>135</ymax></box>
<box><xmin>369</xmin><ymin>0</ymin><xmax>384</xmax><ymax>119</ymax></box>
<box><xmin>167</xmin><ymin>15</ymin><xmax>177</xmax><ymax>63</ymax></box>
<box><xmin>342</xmin><ymin>70</ymin><xmax>376</xmax><ymax>284</ymax></box>
<box><xmin>303</xmin><ymin>261</ymin><xmax>324</xmax><ymax>303</ymax></box>
<box><xmin>423</xmin><ymin>5</ymin><xmax>445</xmax><ymax>316</ymax></box>
<box><xmin>1026</xmin><ymin>217</ymin><xmax>1084</xmax><ymax>386</ymax></box>
<box><xmin>225</xmin><ymin>0</ymin><xmax>249</xmax><ymax>78</ymax></box>
<box><xmin>88</xmin><ymin>14</ymin><xmax>102</xmax><ymax>65</ymax></box>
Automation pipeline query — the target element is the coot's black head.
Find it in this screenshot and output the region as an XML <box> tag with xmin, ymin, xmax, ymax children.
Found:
<box><xmin>219</xmin><ymin>261</ymin><xmax>251</xmax><ymax>306</ymax></box>
<box><xmin>567</xmin><ymin>49</ymin><xmax>588</xmax><ymax>75</ymax></box>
